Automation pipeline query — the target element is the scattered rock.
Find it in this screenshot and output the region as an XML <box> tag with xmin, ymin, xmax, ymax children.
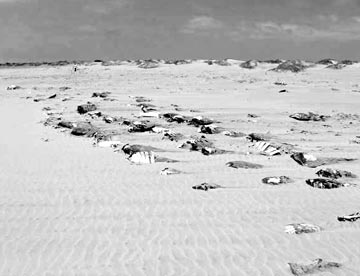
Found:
<box><xmin>71</xmin><ymin>122</ymin><xmax>97</xmax><ymax>136</ymax></box>
<box><xmin>58</xmin><ymin>121</ymin><xmax>75</xmax><ymax>129</ymax></box>
<box><xmin>6</xmin><ymin>85</ymin><xmax>21</xmax><ymax>90</ymax></box>
<box><xmin>162</xmin><ymin>132</ymin><xmax>184</xmax><ymax>142</ymax></box>
<box><xmin>274</xmin><ymin>82</ymin><xmax>287</xmax><ymax>86</ymax></box>
<box><xmin>291</xmin><ymin>152</ymin><xmax>356</xmax><ymax>168</ymax></box>
<box><xmin>289</xmin><ymin>112</ymin><xmax>329</xmax><ymax>121</ymax></box>
<box><xmin>188</xmin><ymin>116</ymin><xmax>215</xmax><ymax>127</ymax></box>
<box><xmin>226</xmin><ymin>161</ymin><xmax>263</xmax><ymax>169</ymax></box>
<box><xmin>272</xmin><ymin>60</ymin><xmax>307</xmax><ymax>73</ymax></box>
<box><xmin>77</xmin><ymin>103</ymin><xmax>97</xmax><ymax>114</ymax></box>
<box><xmin>327</xmin><ymin>63</ymin><xmax>346</xmax><ymax>70</ymax></box>
<box><xmin>316</xmin><ymin>168</ymin><xmax>357</xmax><ymax>179</ymax></box>
<box><xmin>122</xmin><ymin>144</ymin><xmax>164</xmax><ymax>156</ymax></box>
<box><xmin>247</xmin><ymin>133</ymin><xmax>273</xmax><ymax>142</ymax></box>
<box><xmin>192</xmin><ymin>183</ymin><xmax>222</xmax><ymax>191</ymax></box>
<box><xmin>198</xmin><ymin>125</ymin><xmax>225</xmax><ymax>134</ymax></box>
<box><xmin>279</xmin><ymin>89</ymin><xmax>288</xmax><ymax>93</ymax></box>
<box><xmin>262</xmin><ymin>176</ymin><xmax>292</xmax><ymax>185</ymax></box>
<box><xmin>305</xmin><ymin>178</ymin><xmax>350</xmax><ymax>189</ymax></box>
<box><xmin>316</xmin><ymin>59</ymin><xmax>337</xmax><ymax>65</ymax></box>
<box><xmin>337</xmin><ymin>212</ymin><xmax>360</xmax><ymax>222</ymax></box>
<box><xmin>128</xmin><ymin>121</ymin><xmax>155</xmax><ymax>132</ymax></box>
<box><xmin>288</xmin><ymin>259</ymin><xmax>341</xmax><ymax>276</ymax></box>
<box><xmin>161</xmin><ymin>113</ymin><xmax>188</xmax><ymax>123</ymax></box>
<box><xmin>222</xmin><ymin>130</ymin><xmax>247</xmax><ymax>137</ymax></box>
<box><xmin>247</xmin><ymin>113</ymin><xmax>259</xmax><ymax>118</ymax></box>
<box><xmin>240</xmin><ymin>60</ymin><xmax>258</xmax><ymax>69</ymax></box>
<box><xmin>59</xmin><ymin>86</ymin><xmax>71</xmax><ymax>91</ymax></box>
<box><xmin>138</xmin><ymin>61</ymin><xmax>159</xmax><ymax>69</ymax></box>
<box><xmin>160</xmin><ymin>168</ymin><xmax>182</xmax><ymax>175</ymax></box>
<box><xmin>92</xmin><ymin>92</ymin><xmax>111</xmax><ymax>98</ymax></box>
<box><xmin>285</xmin><ymin>223</ymin><xmax>321</xmax><ymax>234</ymax></box>
<box><xmin>97</xmin><ymin>140</ymin><xmax>122</xmax><ymax>148</ymax></box>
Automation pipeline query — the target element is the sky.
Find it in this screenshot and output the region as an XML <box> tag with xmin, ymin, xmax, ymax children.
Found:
<box><xmin>1</xmin><ymin>0</ymin><xmax>360</xmax><ymax>62</ymax></box>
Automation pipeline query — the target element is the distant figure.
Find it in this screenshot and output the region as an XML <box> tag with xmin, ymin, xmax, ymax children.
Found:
<box><xmin>73</xmin><ymin>65</ymin><xmax>78</xmax><ymax>72</ymax></box>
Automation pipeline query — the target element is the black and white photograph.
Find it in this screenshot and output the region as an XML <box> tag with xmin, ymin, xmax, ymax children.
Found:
<box><xmin>0</xmin><ymin>0</ymin><xmax>360</xmax><ymax>275</ymax></box>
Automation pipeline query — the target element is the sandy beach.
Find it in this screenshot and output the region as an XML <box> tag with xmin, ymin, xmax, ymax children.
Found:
<box><xmin>0</xmin><ymin>61</ymin><xmax>360</xmax><ymax>275</ymax></box>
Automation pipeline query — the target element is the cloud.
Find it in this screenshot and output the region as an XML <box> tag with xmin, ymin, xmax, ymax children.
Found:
<box><xmin>181</xmin><ymin>16</ymin><xmax>224</xmax><ymax>34</ymax></box>
<box><xmin>227</xmin><ymin>18</ymin><xmax>360</xmax><ymax>41</ymax></box>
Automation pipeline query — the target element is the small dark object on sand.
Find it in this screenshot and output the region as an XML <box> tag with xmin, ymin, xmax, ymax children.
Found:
<box><xmin>226</xmin><ymin>161</ymin><xmax>263</xmax><ymax>169</ymax></box>
<box><xmin>71</xmin><ymin>122</ymin><xmax>97</xmax><ymax>136</ymax></box>
<box><xmin>7</xmin><ymin>85</ymin><xmax>21</xmax><ymax>90</ymax></box>
<box><xmin>262</xmin><ymin>176</ymin><xmax>292</xmax><ymax>185</ymax></box>
<box><xmin>247</xmin><ymin>133</ymin><xmax>272</xmax><ymax>142</ymax></box>
<box><xmin>192</xmin><ymin>183</ymin><xmax>222</xmax><ymax>191</ymax></box>
<box><xmin>291</xmin><ymin>152</ymin><xmax>356</xmax><ymax>168</ymax></box>
<box><xmin>134</xmin><ymin>96</ymin><xmax>152</xmax><ymax>103</ymax></box>
<box><xmin>274</xmin><ymin>82</ymin><xmax>287</xmax><ymax>86</ymax></box>
<box><xmin>305</xmin><ymin>178</ymin><xmax>348</xmax><ymax>189</ymax></box>
<box><xmin>48</xmin><ymin>94</ymin><xmax>57</xmax><ymax>99</ymax></box>
<box><xmin>92</xmin><ymin>92</ymin><xmax>111</xmax><ymax>98</ymax></box>
<box><xmin>316</xmin><ymin>168</ymin><xmax>357</xmax><ymax>179</ymax></box>
<box><xmin>289</xmin><ymin>112</ymin><xmax>329</xmax><ymax>121</ymax></box>
<box><xmin>337</xmin><ymin>212</ymin><xmax>360</xmax><ymax>222</ymax></box>
<box><xmin>201</xmin><ymin>147</ymin><xmax>228</xmax><ymax>155</ymax></box>
<box><xmin>240</xmin><ymin>60</ymin><xmax>258</xmax><ymax>69</ymax></box>
<box><xmin>77</xmin><ymin>103</ymin><xmax>97</xmax><ymax>114</ymax></box>
<box><xmin>288</xmin><ymin>258</ymin><xmax>341</xmax><ymax>275</ymax></box>
<box><xmin>59</xmin><ymin>86</ymin><xmax>71</xmax><ymax>91</ymax></box>
<box><xmin>247</xmin><ymin>113</ymin><xmax>259</xmax><ymax>118</ymax></box>
<box><xmin>188</xmin><ymin>116</ymin><xmax>215</xmax><ymax>127</ymax></box>
<box><xmin>279</xmin><ymin>89</ymin><xmax>288</xmax><ymax>93</ymax></box>
<box><xmin>58</xmin><ymin>121</ymin><xmax>75</xmax><ymax>129</ymax></box>
<box><xmin>316</xmin><ymin>58</ymin><xmax>337</xmax><ymax>65</ymax></box>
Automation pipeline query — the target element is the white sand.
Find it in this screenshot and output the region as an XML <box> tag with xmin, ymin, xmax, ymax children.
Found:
<box><xmin>0</xmin><ymin>61</ymin><xmax>359</xmax><ymax>275</ymax></box>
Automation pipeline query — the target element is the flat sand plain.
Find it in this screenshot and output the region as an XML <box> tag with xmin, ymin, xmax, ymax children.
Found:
<box><xmin>0</xmin><ymin>61</ymin><xmax>359</xmax><ymax>275</ymax></box>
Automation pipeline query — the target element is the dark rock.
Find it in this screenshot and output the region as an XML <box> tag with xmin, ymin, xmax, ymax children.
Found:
<box><xmin>71</xmin><ymin>122</ymin><xmax>97</xmax><ymax>136</ymax></box>
<box><xmin>161</xmin><ymin>113</ymin><xmax>188</xmax><ymax>123</ymax></box>
<box><xmin>59</xmin><ymin>86</ymin><xmax>71</xmax><ymax>91</ymax></box>
<box><xmin>247</xmin><ymin>133</ymin><xmax>273</xmax><ymax>142</ymax></box>
<box><xmin>279</xmin><ymin>89</ymin><xmax>288</xmax><ymax>93</ymax></box>
<box><xmin>198</xmin><ymin>125</ymin><xmax>224</xmax><ymax>134</ymax></box>
<box><xmin>291</xmin><ymin>152</ymin><xmax>356</xmax><ymax>168</ymax></box>
<box><xmin>92</xmin><ymin>92</ymin><xmax>111</xmax><ymax>98</ymax></box>
<box><xmin>339</xmin><ymin>60</ymin><xmax>355</xmax><ymax>65</ymax></box>
<box><xmin>48</xmin><ymin>94</ymin><xmax>57</xmax><ymax>99</ymax></box>
<box><xmin>305</xmin><ymin>178</ymin><xmax>346</xmax><ymax>189</ymax></box>
<box><xmin>188</xmin><ymin>116</ymin><xmax>215</xmax><ymax>127</ymax></box>
<box><xmin>179</xmin><ymin>136</ymin><xmax>214</xmax><ymax>152</ymax></box>
<box><xmin>162</xmin><ymin>132</ymin><xmax>184</xmax><ymax>142</ymax></box>
<box><xmin>240</xmin><ymin>60</ymin><xmax>258</xmax><ymax>69</ymax></box>
<box><xmin>128</xmin><ymin>121</ymin><xmax>155</xmax><ymax>132</ymax></box>
<box><xmin>214</xmin><ymin>59</ymin><xmax>231</xmax><ymax>66</ymax></box>
<box><xmin>58</xmin><ymin>121</ymin><xmax>75</xmax><ymax>129</ymax></box>
<box><xmin>288</xmin><ymin>259</ymin><xmax>341</xmax><ymax>276</ymax></box>
<box><xmin>226</xmin><ymin>161</ymin><xmax>263</xmax><ymax>169</ymax></box>
<box><xmin>316</xmin><ymin>168</ymin><xmax>357</xmax><ymax>179</ymax></box>
<box><xmin>338</xmin><ymin>212</ymin><xmax>360</xmax><ymax>222</ymax></box>
<box><xmin>316</xmin><ymin>59</ymin><xmax>337</xmax><ymax>65</ymax></box>
<box><xmin>327</xmin><ymin>63</ymin><xmax>346</xmax><ymax>69</ymax></box>
<box><xmin>192</xmin><ymin>183</ymin><xmax>222</xmax><ymax>191</ymax></box>
<box><xmin>262</xmin><ymin>176</ymin><xmax>292</xmax><ymax>185</ymax></box>
<box><xmin>274</xmin><ymin>82</ymin><xmax>287</xmax><ymax>86</ymax></box>
<box><xmin>272</xmin><ymin>60</ymin><xmax>307</xmax><ymax>73</ymax></box>
<box><xmin>247</xmin><ymin>113</ymin><xmax>259</xmax><ymax>118</ymax></box>
<box><xmin>77</xmin><ymin>103</ymin><xmax>97</xmax><ymax>114</ymax></box>
<box><xmin>289</xmin><ymin>112</ymin><xmax>329</xmax><ymax>121</ymax></box>
<box><xmin>121</xmin><ymin>144</ymin><xmax>164</xmax><ymax>156</ymax></box>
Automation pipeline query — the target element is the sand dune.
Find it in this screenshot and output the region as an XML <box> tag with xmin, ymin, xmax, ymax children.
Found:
<box><xmin>0</xmin><ymin>61</ymin><xmax>359</xmax><ymax>275</ymax></box>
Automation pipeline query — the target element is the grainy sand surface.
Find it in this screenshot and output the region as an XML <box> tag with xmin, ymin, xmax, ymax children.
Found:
<box><xmin>0</xmin><ymin>61</ymin><xmax>360</xmax><ymax>275</ymax></box>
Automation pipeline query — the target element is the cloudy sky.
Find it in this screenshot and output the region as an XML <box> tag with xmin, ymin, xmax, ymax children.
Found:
<box><xmin>1</xmin><ymin>0</ymin><xmax>360</xmax><ymax>61</ymax></box>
